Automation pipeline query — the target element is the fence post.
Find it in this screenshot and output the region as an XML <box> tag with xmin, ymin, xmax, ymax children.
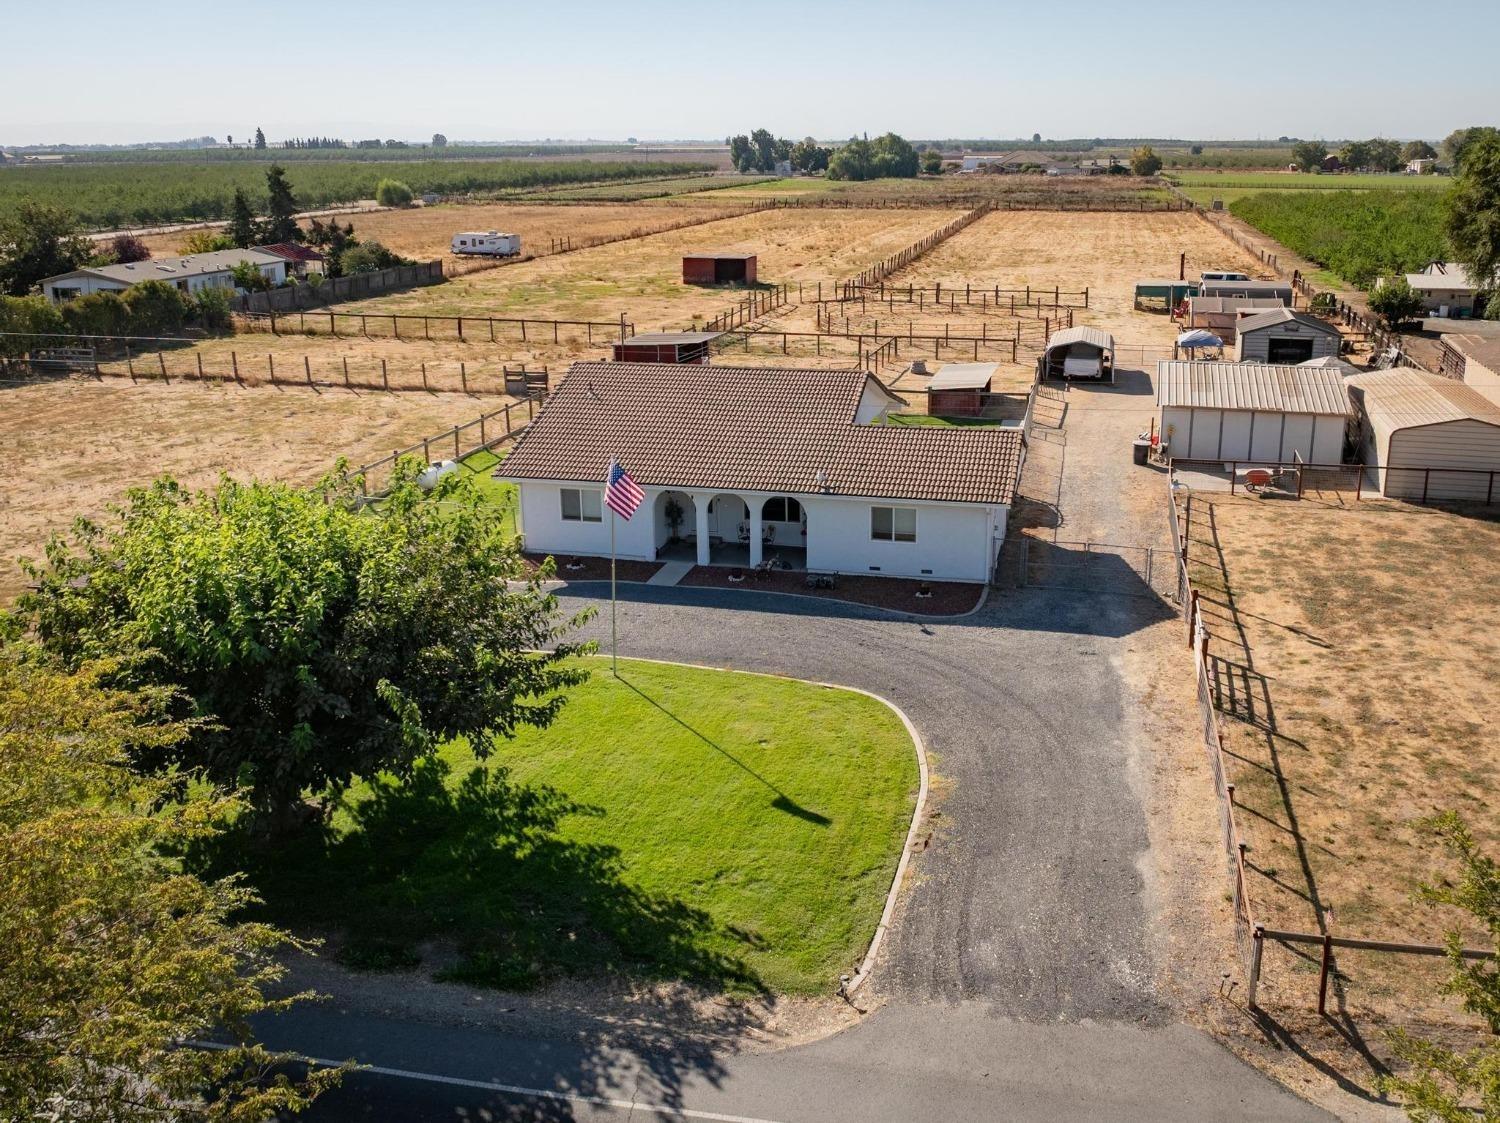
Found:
<box><xmin>232</xmin><ymin>351</ymin><xmax>239</xmax><ymax>383</ymax></box>
<box><xmin>461</xmin><ymin>362</ymin><xmax>467</xmax><ymax>394</ymax></box>
<box><xmin>1317</xmin><ymin>930</ymin><xmax>1334</xmax><ymax>1015</ymax></box>
<box><xmin>267</xmin><ymin>354</ymin><xmax>275</xmax><ymax>384</ymax></box>
<box><xmin>1188</xmin><ymin>588</ymin><xmax>1199</xmax><ymax>647</ymax></box>
<box><xmin>1247</xmin><ymin>927</ymin><xmax>1263</xmax><ymax>1009</ymax></box>
<box><xmin>381</xmin><ymin>359</ymin><xmax>388</xmax><ymax>391</ymax></box>
<box><xmin>305</xmin><ymin>356</ymin><xmax>313</xmax><ymax>387</ymax></box>
<box><xmin>343</xmin><ymin>356</ymin><xmax>350</xmax><ymax>388</ymax></box>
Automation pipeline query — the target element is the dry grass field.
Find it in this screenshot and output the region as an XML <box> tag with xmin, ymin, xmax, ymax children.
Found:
<box><xmin>328</xmin><ymin>207</ymin><xmax>965</xmax><ymax>329</ymax></box>
<box><xmin>139</xmin><ymin>201</ymin><xmax>751</xmax><ymax>265</ymax></box>
<box><xmin>0</xmin><ymin>381</ymin><xmax>502</xmax><ymax>604</ymax></box>
<box><xmin>1184</xmin><ymin>491</ymin><xmax>1499</xmax><ymax>1021</ymax></box>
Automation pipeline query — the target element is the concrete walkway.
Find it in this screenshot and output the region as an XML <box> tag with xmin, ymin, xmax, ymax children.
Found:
<box><xmin>645</xmin><ymin>559</ymin><xmax>694</xmax><ymax>586</ymax></box>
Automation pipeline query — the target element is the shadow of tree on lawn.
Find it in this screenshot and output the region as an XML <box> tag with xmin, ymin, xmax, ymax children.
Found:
<box><xmin>221</xmin><ymin>756</ymin><xmax>763</xmax><ymax>996</ymax></box>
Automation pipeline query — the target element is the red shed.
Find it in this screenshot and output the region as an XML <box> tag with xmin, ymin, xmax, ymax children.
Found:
<box><xmin>927</xmin><ymin>363</ymin><xmax>996</xmax><ymax>418</ymax></box>
<box><xmin>612</xmin><ymin>331</ymin><xmax>722</xmax><ymax>365</ymax></box>
<box><xmin>682</xmin><ymin>252</ymin><xmax>757</xmax><ymax>285</ymax></box>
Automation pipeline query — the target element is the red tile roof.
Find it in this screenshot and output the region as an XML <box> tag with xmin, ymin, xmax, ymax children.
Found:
<box><xmin>497</xmin><ymin>362</ymin><xmax>1023</xmax><ymax>505</ymax></box>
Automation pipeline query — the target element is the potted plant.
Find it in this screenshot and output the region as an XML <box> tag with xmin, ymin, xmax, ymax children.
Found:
<box><xmin>664</xmin><ymin>496</ymin><xmax>685</xmax><ymax>543</ymax></box>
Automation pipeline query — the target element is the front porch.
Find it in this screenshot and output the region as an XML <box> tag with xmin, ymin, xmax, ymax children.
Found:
<box><xmin>655</xmin><ymin>539</ymin><xmax>808</xmax><ymax>572</ymax></box>
<box><xmin>653</xmin><ymin>489</ymin><xmax>810</xmax><ymax>570</ymax></box>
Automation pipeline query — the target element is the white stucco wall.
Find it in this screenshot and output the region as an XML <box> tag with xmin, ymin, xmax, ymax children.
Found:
<box><xmin>516</xmin><ymin>481</ymin><xmax>656</xmax><ymax>559</ymax></box>
<box><xmin>803</xmin><ymin>496</ymin><xmax>1001</xmax><ymax>582</ymax></box>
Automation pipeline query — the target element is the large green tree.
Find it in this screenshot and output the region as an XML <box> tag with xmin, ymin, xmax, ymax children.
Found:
<box><xmin>1379</xmin><ymin>813</ymin><xmax>1500</xmax><ymax>1121</ymax></box>
<box><xmin>0</xmin><ymin>648</ymin><xmax>339</xmax><ymax>1121</ymax></box>
<box><xmin>827</xmin><ymin>133</ymin><xmax>919</xmax><ymax>181</ymax></box>
<box><xmin>1130</xmin><ymin>145</ymin><xmax>1163</xmax><ymax>176</ymax></box>
<box><xmin>789</xmin><ymin>137</ymin><xmax>831</xmax><ymax>173</ymax></box>
<box><xmin>1292</xmin><ymin>141</ymin><xmax>1328</xmax><ymax>171</ymax></box>
<box><xmin>260</xmin><ymin>164</ymin><xmax>302</xmax><ymax>244</ymax></box>
<box><xmin>227</xmin><ymin>188</ymin><xmax>259</xmax><ymax>248</ymax></box>
<box><xmin>18</xmin><ymin>464</ymin><xmax>591</xmax><ymax>831</ymax></box>
<box><xmin>0</xmin><ymin>201</ymin><xmax>94</xmax><ymax>296</ymax></box>
<box><xmin>1442</xmin><ymin>126</ymin><xmax>1499</xmax><ymax>171</ymax></box>
<box><xmin>1401</xmin><ymin>139</ymin><xmax>1438</xmax><ymax>163</ymax></box>
<box><xmin>1369</xmin><ymin>275</ymin><xmax>1426</xmax><ymax>328</ymax></box>
<box><xmin>1444</xmin><ymin>131</ymin><xmax>1500</xmax><ymax>298</ymax></box>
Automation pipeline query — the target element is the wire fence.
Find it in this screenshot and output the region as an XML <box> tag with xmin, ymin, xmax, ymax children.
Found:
<box><xmin>836</xmin><ymin>204</ymin><xmax>993</xmax><ymax>297</ymax></box>
<box><xmin>235</xmin><ymin>308</ymin><xmax>634</xmax><ymax>346</ymax></box>
<box><xmin>354</xmin><ymin>395</ymin><xmax>544</xmax><ymax>496</ymax></box>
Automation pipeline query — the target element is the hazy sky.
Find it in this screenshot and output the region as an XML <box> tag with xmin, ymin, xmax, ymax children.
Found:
<box><xmin>4</xmin><ymin>0</ymin><xmax>1496</xmax><ymax>146</ymax></box>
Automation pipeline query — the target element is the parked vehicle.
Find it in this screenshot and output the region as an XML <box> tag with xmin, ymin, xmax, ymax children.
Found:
<box><xmin>1200</xmin><ymin>269</ymin><xmax>1251</xmax><ymax>283</ymax></box>
<box><xmin>451</xmin><ymin>231</ymin><xmax>521</xmax><ymax>257</ymax></box>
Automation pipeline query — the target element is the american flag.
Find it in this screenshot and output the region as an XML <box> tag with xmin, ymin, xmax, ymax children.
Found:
<box><xmin>604</xmin><ymin>460</ymin><xmax>644</xmax><ymax>520</ymax></box>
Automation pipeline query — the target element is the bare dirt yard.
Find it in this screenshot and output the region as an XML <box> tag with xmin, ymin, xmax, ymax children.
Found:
<box><xmin>1182</xmin><ymin>489</ymin><xmax>1498</xmax><ymax>1027</ymax></box>
<box><xmin>0</xmin><ymin>380</ymin><xmax>502</xmax><ymax>604</ymax></box>
<box><xmin>139</xmin><ymin>200</ymin><xmax>751</xmax><ymax>267</ymax></box>
<box><xmin>328</xmin><ymin>207</ymin><xmax>965</xmax><ymax>330</ymax></box>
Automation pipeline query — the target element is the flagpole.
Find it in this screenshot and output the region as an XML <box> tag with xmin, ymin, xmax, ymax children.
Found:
<box><xmin>610</xmin><ymin>505</ymin><xmax>618</xmax><ymax>677</ymax></box>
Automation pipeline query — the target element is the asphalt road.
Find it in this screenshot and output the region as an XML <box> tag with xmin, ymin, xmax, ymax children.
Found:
<box><xmin>258</xmin><ymin>579</ymin><xmax>1331</xmax><ymax>1121</ymax></box>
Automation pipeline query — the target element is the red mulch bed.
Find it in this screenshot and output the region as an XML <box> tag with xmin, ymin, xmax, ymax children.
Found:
<box><xmin>523</xmin><ymin>553</ymin><xmax>663</xmax><ymax>583</ymax></box>
<box><xmin>677</xmin><ymin>566</ymin><xmax>984</xmax><ymax>616</ymax></box>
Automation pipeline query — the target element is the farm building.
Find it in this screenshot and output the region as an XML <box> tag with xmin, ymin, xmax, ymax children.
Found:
<box><xmin>1156</xmin><ymin>360</ymin><xmax>1350</xmax><ymax>464</ymax></box>
<box><xmin>682</xmin><ymin>253</ymin><xmax>757</xmax><ymax>285</ymax></box>
<box><xmin>926</xmin><ymin>363</ymin><xmax>996</xmax><ymax>417</ymax></box>
<box><xmin>1348</xmin><ymin>369</ymin><xmax>1500</xmax><ymax>500</ymax></box>
<box><xmin>496</xmin><ymin>362</ymin><xmax>1023</xmax><ymax>583</ymax></box>
<box><xmin>1133</xmin><ymin>277</ymin><xmax>1199</xmax><ymax>312</ymax></box>
<box><xmin>1234</xmin><ymin>307</ymin><xmax>1342</xmax><ymax>364</ymax></box>
<box><xmin>1437</xmin><ymin>334</ymin><xmax>1500</xmax><ymax>405</ymax></box>
<box><xmin>1184</xmin><ymin>296</ymin><xmax>1285</xmax><ymax>340</ymax></box>
<box><xmin>612</xmin><ymin>331</ymin><xmax>722</xmax><ymax>365</ymax></box>
<box><xmin>1039</xmin><ymin>326</ymin><xmax>1115</xmax><ymax>381</ymax></box>
<box><xmin>1199</xmin><ymin>278</ymin><xmax>1294</xmax><ymax>305</ymax></box>
<box><xmin>39</xmin><ymin>249</ymin><xmax>286</xmax><ymax>303</ymax></box>
<box><xmin>1400</xmin><ymin>262</ymin><xmax>1482</xmax><ymax>318</ymax></box>
<box><xmin>255</xmin><ymin>242</ymin><xmax>326</xmax><ymax>277</ymax></box>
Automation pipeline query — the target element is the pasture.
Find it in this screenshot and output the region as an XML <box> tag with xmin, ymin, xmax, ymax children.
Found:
<box><xmin>1183</xmin><ymin>492</ymin><xmax>1499</xmax><ymax>1021</ymax></box>
<box><xmin>1169</xmin><ymin>169</ymin><xmax>1452</xmax><ymax>206</ymax></box>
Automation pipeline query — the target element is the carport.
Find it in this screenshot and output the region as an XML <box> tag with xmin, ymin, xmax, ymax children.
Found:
<box><xmin>1039</xmin><ymin>326</ymin><xmax>1115</xmax><ymax>382</ymax></box>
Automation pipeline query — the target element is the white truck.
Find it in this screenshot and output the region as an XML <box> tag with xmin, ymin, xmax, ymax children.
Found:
<box><xmin>451</xmin><ymin>231</ymin><xmax>521</xmax><ymax>257</ymax></box>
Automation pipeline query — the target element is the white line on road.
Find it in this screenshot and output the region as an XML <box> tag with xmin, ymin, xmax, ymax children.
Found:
<box><xmin>191</xmin><ymin>1041</ymin><xmax>787</xmax><ymax>1123</ymax></box>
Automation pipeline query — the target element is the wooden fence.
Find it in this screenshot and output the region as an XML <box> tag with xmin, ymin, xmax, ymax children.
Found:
<box><xmin>1167</xmin><ymin>478</ymin><xmax>1494</xmax><ymax>1012</ymax></box>
<box><xmin>231</xmin><ymin>261</ymin><xmax>445</xmax><ymax>314</ymax></box>
<box><xmin>237</xmin><ymin>308</ymin><xmax>633</xmax><ymax>346</ymax></box>
<box><xmin>703</xmin><ymin>283</ymin><xmax>794</xmax><ymax>332</ymax></box>
<box><xmin>815</xmin><ymin>302</ymin><xmax>1074</xmax><ymax>336</ymax></box>
<box><xmin>708</xmin><ymin>324</ymin><xmax>1052</xmax><ymax>370</ymax></box>
<box><xmin>836</xmin><ymin>204</ymin><xmax>993</xmax><ymax>298</ymax></box>
<box><xmin>354</xmin><ymin>395</ymin><xmax>544</xmax><ymax>497</ymax></box>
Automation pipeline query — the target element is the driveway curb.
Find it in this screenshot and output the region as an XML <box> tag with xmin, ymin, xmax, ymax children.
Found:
<box><xmin>587</xmin><ymin>653</ymin><xmax>930</xmax><ymax>998</ymax></box>
<box><xmin>544</xmin><ymin>576</ymin><xmax>992</xmax><ymax>622</ymax></box>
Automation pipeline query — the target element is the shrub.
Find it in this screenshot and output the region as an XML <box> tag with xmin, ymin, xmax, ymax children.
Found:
<box><xmin>0</xmin><ymin>295</ymin><xmax>65</xmax><ymax>359</ymax></box>
<box><xmin>230</xmin><ymin>260</ymin><xmax>272</xmax><ymax>292</ymax></box>
<box><xmin>374</xmin><ymin>178</ymin><xmax>414</xmax><ymax>207</ymax></box>
<box><xmin>1368</xmin><ymin>276</ymin><xmax>1426</xmax><ymax>328</ymax></box>
<box><xmin>59</xmin><ymin>291</ymin><xmax>129</xmax><ymax>338</ymax></box>
<box><xmin>181</xmin><ymin>230</ymin><xmax>235</xmax><ymax>254</ymax></box>
<box><xmin>1130</xmin><ymin>146</ymin><xmax>1163</xmax><ymax>176</ymax></box>
<box><xmin>108</xmin><ymin>234</ymin><xmax>151</xmax><ymax>264</ymax></box>
<box><xmin>339</xmin><ymin>240</ymin><xmax>411</xmax><ymax>274</ymax></box>
<box><xmin>193</xmin><ymin>285</ymin><xmax>233</xmax><ymax>333</ymax></box>
<box><xmin>122</xmin><ymin>279</ymin><xmax>192</xmax><ymax>337</ymax></box>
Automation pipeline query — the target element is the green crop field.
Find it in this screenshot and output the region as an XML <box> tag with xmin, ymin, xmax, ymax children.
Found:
<box><xmin>0</xmin><ymin>158</ymin><xmax>717</xmax><ymax>229</ymax></box>
<box><xmin>1169</xmin><ymin>170</ymin><xmax>1451</xmax><ymax>206</ymax></box>
<box><xmin>1228</xmin><ymin>190</ymin><xmax>1450</xmax><ymax>288</ymax></box>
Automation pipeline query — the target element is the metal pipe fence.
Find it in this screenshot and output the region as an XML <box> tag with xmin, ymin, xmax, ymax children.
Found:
<box><xmin>236</xmin><ymin>308</ymin><xmax>633</xmax><ymax>346</ymax></box>
<box><xmin>827</xmin><ymin>279</ymin><xmax>1089</xmax><ymax>310</ymax></box>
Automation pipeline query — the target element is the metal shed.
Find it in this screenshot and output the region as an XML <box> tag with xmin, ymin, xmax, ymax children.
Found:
<box><xmin>1133</xmin><ymin>277</ymin><xmax>1199</xmax><ymax>312</ymax></box>
<box><xmin>1347</xmin><ymin>369</ymin><xmax>1500</xmax><ymax>500</ymax></box>
<box><xmin>926</xmin><ymin>362</ymin><xmax>996</xmax><ymax>417</ymax></box>
<box><xmin>1199</xmin><ymin>278</ymin><xmax>1294</xmax><ymax>305</ymax></box>
<box><xmin>1156</xmin><ymin>360</ymin><xmax>1350</xmax><ymax>464</ymax></box>
<box><xmin>682</xmin><ymin>253</ymin><xmax>757</xmax><ymax>285</ymax></box>
<box><xmin>1039</xmin><ymin>326</ymin><xmax>1115</xmax><ymax>381</ymax></box>
<box><xmin>612</xmin><ymin>331</ymin><xmax>723</xmax><ymax>365</ymax></box>
<box><xmin>1184</xmin><ymin>296</ymin><xmax>1285</xmax><ymax>340</ymax></box>
<box><xmin>1234</xmin><ymin>307</ymin><xmax>1342</xmax><ymax>364</ymax></box>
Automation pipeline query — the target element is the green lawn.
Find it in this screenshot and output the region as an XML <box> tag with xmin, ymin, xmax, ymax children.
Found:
<box><xmin>458</xmin><ymin>447</ymin><xmax>518</xmax><ymax>536</ymax></box>
<box><xmin>233</xmin><ymin>657</ymin><xmax>919</xmax><ymax>995</ymax></box>
<box><xmin>884</xmin><ymin>412</ymin><xmax>1008</xmax><ymax>428</ymax></box>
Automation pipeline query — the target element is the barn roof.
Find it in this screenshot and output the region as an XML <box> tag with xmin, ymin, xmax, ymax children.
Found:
<box><xmin>1156</xmin><ymin>361</ymin><xmax>1351</xmax><ymax>415</ymax></box>
<box><xmin>927</xmin><ymin>363</ymin><xmax>997</xmax><ymax>391</ymax></box>
<box><xmin>498</xmin><ymin>362</ymin><xmax>1023</xmax><ymax>505</ymax></box>
<box><xmin>1187</xmin><ymin>296</ymin><xmax>1288</xmax><ymax>314</ymax></box>
<box><xmin>1346</xmin><ymin>369</ymin><xmax>1500</xmax><ymax>430</ymax></box>
<box><xmin>621</xmin><ymin>332</ymin><xmax>724</xmax><ymax>345</ymax></box>
<box><xmin>1235</xmin><ymin>307</ymin><xmax>1341</xmax><ymax>336</ymax></box>
<box><xmin>682</xmin><ymin>252</ymin><xmax>756</xmax><ymax>260</ymax></box>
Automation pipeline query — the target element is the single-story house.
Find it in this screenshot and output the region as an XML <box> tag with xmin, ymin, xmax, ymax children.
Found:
<box><xmin>1234</xmin><ymin>307</ymin><xmax>1343</xmax><ymax>364</ymax></box>
<box><xmin>1198</xmin><ymin>278</ymin><xmax>1294</xmax><ymax>305</ymax></box>
<box><xmin>1038</xmin><ymin>326</ymin><xmax>1115</xmax><ymax>381</ymax></box>
<box><xmin>255</xmin><ymin>242</ymin><xmax>326</xmax><ymax>277</ymax></box>
<box><xmin>682</xmin><ymin>252</ymin><xmax>757</xmax><ymax>285</ymax></box>
<box><xmin>1157</xmin><ymin>360</ymin><xmax>1350</xmax><ymax>464</ymax></box>
<box><xmin>40</xmin><ymin>248</ymin><xmax>286</xmax><ymax>303</ymax></box>
<box><xmin>1392</xmin><ymin>262</ymin><xmax>1484</xmax><ymax>318</ymax></box>
<box><xmin>612</xmin><ymin>331</ymin><xmax>722</xmax><ymax>364</ymax></box>
<box><xmin>1347</xmin><ymin>369</ymin><xmax>1500</xmax><ymax>500</ymax></box>
<box><xmin>1133</xmin><ymin>277</ymin><xmax>1199</xmax><ymax>312</ymax></box>
<box><xmin>1184</xmin><ymin>296</ymin><xmax>1285</xmax><ymax>340</ymax></box>
<box><xmin>496</xmin><ymin>361</ymin><xmax>1024</xmax><ymax>583</ymax></box>
<box><xmin>926</xmin><ymin>362</ymin><xmax>995</xmax><ymax>417</ymax></box>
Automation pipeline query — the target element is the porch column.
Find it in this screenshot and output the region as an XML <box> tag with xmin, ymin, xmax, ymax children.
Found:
<box><xmin>694</xmin><ymin>493</ymin><xmax>711</xmax><ymax>566</ymax></box>
<box><xmin>748</xmin><ymin>498</ymin><xmax>763</xmax><ymax>567</ymax></box>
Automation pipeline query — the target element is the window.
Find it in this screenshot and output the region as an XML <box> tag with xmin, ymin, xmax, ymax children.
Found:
<box><xmin>871</xmin><ymin>506</ymin><xmax>916</xmax><ymax>542</ymax></box>
<box><xmin>560</xmin><ymin>488</ymin><xmax>602</xmax><ymax>522</ymax></box>
<box><xmin>762</xmin><ymin>496</ymin><xmax>803</xmax><ymax>522</ymax></box>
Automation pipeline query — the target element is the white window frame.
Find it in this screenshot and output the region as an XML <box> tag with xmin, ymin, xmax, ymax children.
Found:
<box><xmin>560</xmin><ymin>487</ymin><xmax>603</xmax><ymax>523</ymax></box>
<box><xmin>871</xmin><ymin>505</ymin><xmax>917</xmax><ymax>543</ymax></box>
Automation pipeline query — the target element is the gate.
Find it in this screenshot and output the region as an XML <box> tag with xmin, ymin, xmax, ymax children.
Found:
<box><xmin>1014</xmin><ymin>537</ymin><xmax>1175</xmax><ymax>599</ymax></box>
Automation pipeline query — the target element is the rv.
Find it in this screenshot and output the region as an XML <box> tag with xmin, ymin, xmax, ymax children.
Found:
<box><xmin>451</xmin><ymin>231</ymin><xmax>521</xmax><ymax>257</ymax></box>
<box><xmin>1199</xmin><ymin>269</ymin><xmax>1251</xmax><ymax>283</ymax></box>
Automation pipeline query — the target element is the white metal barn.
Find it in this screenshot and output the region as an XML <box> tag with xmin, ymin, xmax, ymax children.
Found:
<box><xmin>1346</xmin><ymin>369</ymin><xmax>1500</xmax><ymax>500</ymax></box>
<box><xmin>1233</xmin><ymin>308</ymin><xmax>1342</xmax><ymax>364</ymax></box>
<box><xmin>1157</xmin><ymin>361</ymin><xmax>1350</xmax><ymax>464</ymax></box>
